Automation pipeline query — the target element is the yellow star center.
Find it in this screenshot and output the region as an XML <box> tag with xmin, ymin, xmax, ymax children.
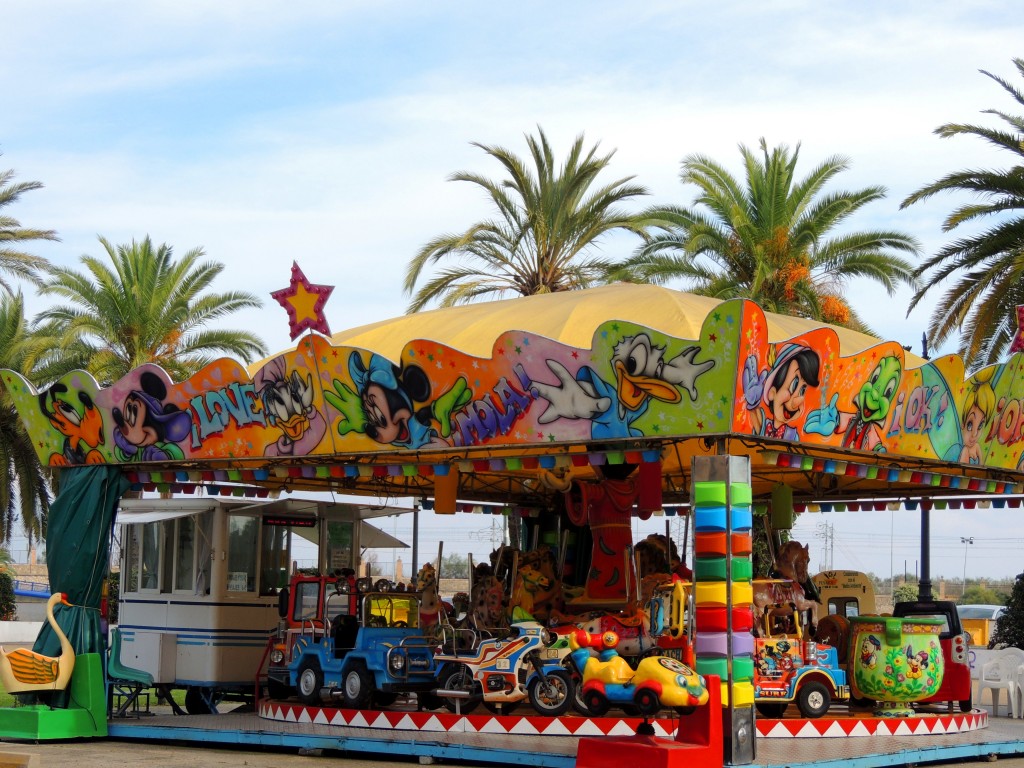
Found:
<box><xmin>287</xmin><ymin>282</ymin><xmax>320</xmax><ymax>323</ymax></box>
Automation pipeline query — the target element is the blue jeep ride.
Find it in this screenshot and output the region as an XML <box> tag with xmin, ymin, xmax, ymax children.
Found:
<box><xmin>289</xmin><ymin>590</ymin><xmax>440</xmax><ymax>709</ymax></box>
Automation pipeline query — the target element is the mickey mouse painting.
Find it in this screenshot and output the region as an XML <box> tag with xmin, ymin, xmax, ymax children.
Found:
<box><xmin>112</xmin><ymin>370</ymin><xmax>193</xmax><ymax>461</ymax></box>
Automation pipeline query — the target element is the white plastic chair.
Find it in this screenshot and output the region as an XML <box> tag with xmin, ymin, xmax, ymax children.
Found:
<box><xmin>1013</xmin><ymin>664</ymin><xmax>1024</xmax><ymax>720</ymax></box>
<box><xmin>977</xmin><ymin>648</ymin><xmax>1024</xmax><ymax>716</ymax></box>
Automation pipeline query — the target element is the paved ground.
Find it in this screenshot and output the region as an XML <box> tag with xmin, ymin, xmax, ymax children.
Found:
<box><xmin>0</xmin><ymin>740</ymin><xmax>463</xmax><ymax>768</ymax></box>
<box><xmin>3</xmin><ymin>739</ymin><xmax>1024</xmax><ymax>768</ymax></box>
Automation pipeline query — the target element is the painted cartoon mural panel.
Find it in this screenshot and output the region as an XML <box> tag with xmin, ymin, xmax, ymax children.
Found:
<box><xmin>4</xmin><ymin>297</ymin><xmax>1024</xmax><ymax>473</ymax></box>
<box><xmin>735</xmin><ymin>321</ymin><xmax>831</xmax><ymax>444</ymax></box>
<box><xmin>803</xmin><ymin>343</ymin><xmax>908</xmax><ymax>453</ymax></box>
<box><xmin>2</xmin><ymin>314</ymin><xmax>726</xmax><ymax>465</ymax></box>
<box><xmin>733</xmin><ymin>300</ymin><xmax>1024</xmax><ymax>470</ymax></box>
<box><xmin>526</xmin><ymin>320</ymin><xmax>730</xmax><ymax>442</ymax></box>
<box><xmin>324</xmin><ymin>350</ymin><xmax>470</xmax><ymax>450</ymax></box>
<box><xmin>108</xmin><ymin>369</ymin><xmax>193</xmax><ymax>462</ymax></box>
<box><xmin>968</xmin><ymin>354</ymin><xmax>1024</xmax><ymax>470</ymax></box>
<box><xmin>33</xmin><ymin>372</ymin><xmax>107</xmax><ymax>466</ymax></box>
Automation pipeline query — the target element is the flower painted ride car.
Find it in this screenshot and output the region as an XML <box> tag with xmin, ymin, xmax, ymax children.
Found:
<box><xmin>753</xmin><ymin>602</ymin><xmax>850</xmax><ymax>718</ymax></box>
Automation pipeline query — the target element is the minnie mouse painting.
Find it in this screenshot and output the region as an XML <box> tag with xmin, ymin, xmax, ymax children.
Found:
<box><xmin>112</xmin><ymin>370</ymin><xmax>193</xmax><ymax>461</ymax></box>
<box><xmin>324</xmin><ymin>352</ymin><xmax>470</xmax><ymax>449</ymax></box>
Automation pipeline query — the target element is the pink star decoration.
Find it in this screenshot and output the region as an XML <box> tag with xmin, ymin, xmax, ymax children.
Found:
<box><xmin>1009</xmin><ymin>305</ymin><xmax>1024</xmax><ymax>355</ymax></box>
<box><xmin>271</xmin><ymin>262</ymin><xmax>334</xmax><ymax>340</ymax></box>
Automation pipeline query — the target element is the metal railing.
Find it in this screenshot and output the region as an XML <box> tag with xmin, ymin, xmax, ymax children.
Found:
<box><xmin>12</xmin><ymin>579</ymin><xmax>50</xmax><ymax>598</ymax></box>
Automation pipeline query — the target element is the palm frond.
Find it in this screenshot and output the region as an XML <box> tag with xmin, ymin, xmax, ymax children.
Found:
<box><xmin>36</xmin><ymin>236</ymin><xmax>269</xmax><ymax>384</ymax></box>
<box><xmin>626</xmin><ymin>139</ymin><xmax>917</xmax><ymax>329</ymax></box>
<box><xmin>881</xmin><ymin>58</ymin><xmax>1024</xmax><ymax>365</ymax></box>
<box><xmin>405</xmin><ymin>127</ymin><xmax>651</xmax><ymax>311</ymax></box>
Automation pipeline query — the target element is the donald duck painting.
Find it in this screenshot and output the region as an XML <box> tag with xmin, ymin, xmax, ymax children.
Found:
<box><xmin>531</xmin><ymin>333</ymin><xmax>714</xmax><ymax>438</ymax></box>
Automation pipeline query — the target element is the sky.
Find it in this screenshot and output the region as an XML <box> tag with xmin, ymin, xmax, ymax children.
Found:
<box><xmin>3</xmin><ymin>1</ymin><xmax>1022</xmax><ymax>585</ymax></box>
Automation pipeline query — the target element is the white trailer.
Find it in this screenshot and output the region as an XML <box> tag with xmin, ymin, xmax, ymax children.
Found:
<box><xmin>114</xmin><ymin>496</ymin><xmax>409</xmax><ymax>713</ymax></box>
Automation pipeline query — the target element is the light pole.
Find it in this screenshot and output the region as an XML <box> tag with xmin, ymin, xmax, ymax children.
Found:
<box><xmin>961</xmin><ymin>537</ymin><xmax>974</xmax><ymax>598</ymax></box>
<box><xmin>890</xmin><ymin>510</ymin><xmax>894</xmax><ymax>599</ymax></box>
<box><xmin>816</xmin><ymin>521</ymin><xmax>834</xmax><ymax>570</ymax></box>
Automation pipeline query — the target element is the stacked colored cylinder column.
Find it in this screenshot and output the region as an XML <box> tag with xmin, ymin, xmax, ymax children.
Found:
<box><xmin>692</xmin><ymin>455</ymin><xmax>755</xmax><ymax>765</ymax></box>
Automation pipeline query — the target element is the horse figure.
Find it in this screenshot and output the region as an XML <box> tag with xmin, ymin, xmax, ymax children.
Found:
<box><xmin>752</xmin><ymin>540</ymin><xmax>821</xmax><ymax>635</ymax></box>
<box><xmin>774</xmin><ymin>541</ymin><xmax>809</xmax><ymax>583</ymax></box>
<box><xmin>776</xmin><ymin>540</ymin><xmax>821</xmax><ymax>602</ymax></box>
<box><xmin>509</xmin><ymin>563</ymin><xmax>554</xmax><ymax>623</ymax></box>
<box><xmin>636</xmin><ymin>532</ymin><xmax>692</xmax><ymax>581</ymax></box>
<box><xmin>416</xmin><ymin>563</ymin><xmax>443</xmax><ymax>631</ymax></box>
<box><xmin>490</xmin><ymin>544</ymin><xmax>555</xmax><ymax>582</ymax></box>
<box><xmin>634</xmin><ymin>534</ymin><xmax>676</xmax><ymax>579</ymax></box>
<box><xmin>450</xmin><ymin>591</ymin><xmax>471</xmax><ymax>620</ymax></box>
<box><xmin>490</xmin><ymin>545</ymin><xmax>566</xmax><ymax>622</ymax></box>
<box><xmin>469</xmin><ymin>565</ymin><xmax>508</xmax><ymax>632</ymax></box>
<box><xmin>521</xmin><ymin>546</ymin><xmax>559</xmax><ymax>584</ymax></box>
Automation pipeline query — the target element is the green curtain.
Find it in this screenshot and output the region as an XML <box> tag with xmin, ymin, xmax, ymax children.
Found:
<box><xmin>33</xmin><ymin>465</ymin><xmax>129</xmax><ymax>660</ymax></box>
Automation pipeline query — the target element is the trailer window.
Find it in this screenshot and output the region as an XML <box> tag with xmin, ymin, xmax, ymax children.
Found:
<box><xmin>174</xmin><ymin>516</ymin><xmax>196</xmax><ymax>592</ymax></box>
<box><xmin>326</xmin><ymin>521</ymin><xmax>354</xmax><ymax>571</ymax></box>
<box><xmin>227</xmin><ymin>515</ymin><xmax>258</xmax><ymax>592</ymax></box>
<box><xmin>260</xmin><ymin>523</ymin><xmax>292</xmax><ymax>596</ymax></box>
<box><xmin>141</xmin><ymin>522</ymin><xmax>160</xmax><ymax>590</ymax></box>
<box><xmin>160</xmin><ymin>520</ymin><xmax>174</xmax><ymax>593</ymax></box>
<box><xmin>828</xmin><ymin>597</ymin><xmax>860</xmax><ymax>618</ymax></box>
<box><xmin>124</xmin><ymin>526</ymin><xmax>140</xmax><ymax>592</ymax></box>
<box><xmin>195</xmin><ymin>513</ymin><xmax>214</xmax><ymax>595</ymax></box>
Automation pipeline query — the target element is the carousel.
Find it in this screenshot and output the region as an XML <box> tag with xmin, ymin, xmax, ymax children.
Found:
<box><xmin>2</xmin><ymin>275</ymin><xmax>1022</xmax><ymax>767</ymax></box>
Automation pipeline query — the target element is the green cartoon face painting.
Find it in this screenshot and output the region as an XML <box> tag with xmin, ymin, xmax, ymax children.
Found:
<box><xmin>805</xmin><ymin>354</ymin><xmax>903</xmax><ymax>453</ymax></box>
<box><xmin>856</xmin><ymin>356</ymin><xmax>902</xmax><ymax>425</ymax></box>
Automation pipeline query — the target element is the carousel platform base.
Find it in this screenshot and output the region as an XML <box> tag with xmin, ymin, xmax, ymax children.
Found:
<box><xmin>755</xmin><ymin>704</ymin><xmax>988</xmax><ymax>737</ymax></box>
<box><xmin>99</xmin><ymin>699</ymin><xmax>1022</xmax><ymax>768</ymax></box>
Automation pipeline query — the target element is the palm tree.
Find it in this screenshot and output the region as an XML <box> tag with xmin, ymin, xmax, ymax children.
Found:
<box><xmin>35</xmin><ymin>236</ymin><xmax>268</xmax><ymax>385</ymax></box>
<box><xmin>901</xmin><ymin>58</ymin><xmax>1024</xmax><ymax>367</ymax></box>
<box><xmin>620</xmin><ymin>139</ymin><xmax>920</xmax><ymax>333</ymax></box>
<box><xmin>0</xmin><ymin>157</ymin><xmax>54</xmax><ymax>545</ymax></box>
<box><xmin>0</xmin><ymin>293</ymin><xmax>50</xmax><ymax>545</ymax></box>
<box><xmin>404</xmin><ymin>126</ymin><xmax>652</xmax><ymax>312</ymax></box>
<box><xmin>0</xmin><ymin>157</ymin><xmax>57</xmax><ymax>295</ymax></box>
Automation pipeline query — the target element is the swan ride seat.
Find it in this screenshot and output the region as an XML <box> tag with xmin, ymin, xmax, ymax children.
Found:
<box><xmin>107</xmin><ymin>627</ymin><xmax>154</xmax><ymax>717</ymax></box>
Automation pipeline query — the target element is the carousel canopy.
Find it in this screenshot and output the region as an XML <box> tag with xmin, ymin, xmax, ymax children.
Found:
<box><xmin>252</xmin><ymin>283</ymin><xmax>927</xmax><ymax>370</ymax></box>
<box><xmin>4</xmin><ymin>284</ymin><xmax>1021</xmax><ymax>510</ymax></box>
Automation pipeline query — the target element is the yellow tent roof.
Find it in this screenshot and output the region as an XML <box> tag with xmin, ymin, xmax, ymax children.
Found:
<box><xmin>251</xmin><ymin>283</ymin><xmax>924</xmax><ymax>372</ymax></box>
<box><xmin>234</xmin><ymin>283</ymin><xmax>959</xmax><ymax>506</ymax></box>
